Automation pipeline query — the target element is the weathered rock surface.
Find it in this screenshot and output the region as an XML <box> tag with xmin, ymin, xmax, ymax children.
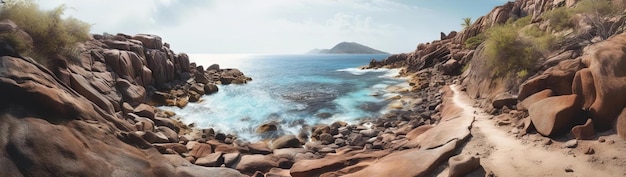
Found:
<box><xmin>448</xmin><ymin>155</ymin><xmax>481</xmax><ymax>177</ymax></box>
<box><xmin>271</xmin><ymin>135</ymin><xmax>301</xmax><ymax>149</ymax></box>
<box><xmin>581</xmin><ymin>33</ymin><xmax>626</xmax><ymax>131</ymax></box>
<box><xmin>0</xmin><ymin>55</ymin><xmax>245</xmax><ymax>176</ymax></box>
<box><xmin>290</xmin><ymin>150</ymin><xmax>391</xmax><ymax>177</ymax></box>
<box><xmin>343</xmin><ymin>140</ymin><xmax>458</xmax><ymax>177</ymax></box>
<box><xmin>519</xmin><ymin>89</ymin><xmax>553</xmax><ymax>111</ymax></box>
<box><xmin>0</xmin><ymin>29</ymin><xmax>249</xmax><ymax>176</ymax></box>
<box><xmin>529</xmin><ymin>95</ymin><xmax>582</xmax><ymax>136</ymax></box>
<box><xmin>571</xmin><ymin>118</ymin><xmax>596</xmax><ymax>140</ymax></box>
<box><xmin>235</xmin><ymin>155</ymin><xmax>278</xmax><ymax>175</ymax></box>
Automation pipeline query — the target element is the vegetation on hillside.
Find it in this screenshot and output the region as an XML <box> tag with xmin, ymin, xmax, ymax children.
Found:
<box><xmin>543</xmin><ymin>0</ymin><xmax>625</xmax><ymax>40</ymax></box>
<box><xmin>574</xmin><ymin>0</ymin><xmax>626</xmax><ymax>40</ymax></box>
<box><xmin>469</xmin><ymin>0</ymin><xmax>625</xmax><ymax>78</ymax></box>
<box><xmin>0</xmin><ymin>0</ymin><xmax>91</xmax><ymax>67</ymax></box>
<box><xmin>482</xmin><ymin>16</ymin><xmax>555</xmax><ymax>78</ymax></box>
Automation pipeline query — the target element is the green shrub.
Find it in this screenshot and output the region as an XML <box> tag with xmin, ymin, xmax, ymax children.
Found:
<box><xmin>483</xmin><ymin>22</ymin><xmax>552</xmax><ymax>77</ymax></box>
<box><xmin>544</xmin><ymin>7</ymin><xmax>574</xmax><ymax>31</ymax></box>
<box><xmin>0</xmin><ymin>0</ymin><xmax>91</xmax><ymax>67</ymax></box>
<box><xmin>464</xmin><ymin>34</ymin><xmax>486</xmax><ymax>49</ymax></box>
<box><xmin>516</xmin><ymin>69</ymin><xmax>529</xmax><ymax>78</ymax></box>
<box><xmin>510</xmin><ymin>16</ymin><xmax>532</xmax><ymax>27</ymax></box>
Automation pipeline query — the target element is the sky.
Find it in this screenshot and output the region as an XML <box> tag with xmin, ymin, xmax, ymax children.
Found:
<box><xmin>37</xmin><ymin>0</ymin><xmax>510</xmax><ymax>54</ymax></box>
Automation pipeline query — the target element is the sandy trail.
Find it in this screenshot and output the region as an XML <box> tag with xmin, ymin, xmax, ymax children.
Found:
<box><xmin>441</xmin><ymin>84</ymin><xmax>624</xmax><ymax>177</ymax></box>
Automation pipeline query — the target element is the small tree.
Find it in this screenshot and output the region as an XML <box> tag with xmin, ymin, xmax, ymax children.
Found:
<box><xmin>461</xmin><ymin>17</ymin><xmax>472</xmax><ymax>29</ymax></box>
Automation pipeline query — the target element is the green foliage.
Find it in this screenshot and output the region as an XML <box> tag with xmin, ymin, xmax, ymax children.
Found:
<box><xmin>516</xmin><ymin>69</ymin><xmax>529</xmax><ymax>78</ymax></box>
<box><xmin>464</xmin><ymin>34</ymin><xmax>486</xmax><ymax>49</ymax></box>
<box><xmin>573</xmin><ymin>0</ymin><xmax>621</xmax><ymax>16</ymax></box>
<box><xmin>483</xmin><ymin>21</ymin><xmax>553</xmax><ymax>77</ymax></box>
<box><xmin>0</xmin><ymin>0</ymin><xmax>91</xmax><ymax>67</ymax></box>
<box><xmin>510</xmin><ymin>16</ymin><xmax>532</xmax><ymax>27</ymax></box>
<box><xmin>544</xmin><ymin>7</ymin><xmax>575</xmax><ymax>31</ymax></box>
<box><xmin>461</xmin><ymin>17</ymin><xmax>472</xmax><ymax>29</ymax></box>
<box><xmin>0</xmin><ymin>32</ymin><xmax>31</xmax><ymax>54</ymax></box>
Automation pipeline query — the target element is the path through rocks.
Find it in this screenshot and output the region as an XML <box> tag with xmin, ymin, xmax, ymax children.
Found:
<box><xmin>438</xmin><ymin>84</ymin><xmax>624</xmax><ymax>177</ymax></box>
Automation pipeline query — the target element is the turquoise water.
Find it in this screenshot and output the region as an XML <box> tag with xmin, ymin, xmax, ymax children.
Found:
<box><xmin>160</xmin><ymin>54</ymin><xmax>407</xmax><ymax>142</ymax></box>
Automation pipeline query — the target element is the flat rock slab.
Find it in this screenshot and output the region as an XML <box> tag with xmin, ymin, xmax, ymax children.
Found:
<box><xmin>343</xmin><ymin>140</ymin><xmax>458</xmax><ymax>177</ymax></box>
<box><xmin>290</xmin><ymin>150</ymin><xmax>391</xmax><ymax>177</ymax></box>
<box><xmin>403</xmin><ymin>85</ymin><xmax>474</xmax><ymax>149</ymax></box>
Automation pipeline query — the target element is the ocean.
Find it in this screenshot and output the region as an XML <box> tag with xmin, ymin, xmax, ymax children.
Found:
<box><xmin>159</xmin><ymin>54</ymin><xmax>408</xmax><ymax>142</ymax></box>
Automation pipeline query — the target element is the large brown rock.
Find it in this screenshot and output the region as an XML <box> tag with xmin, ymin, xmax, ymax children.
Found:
<box><xmin>290</xmin><ymin>150</ymin><xmax>391</xmax><ymax>177</ymax></box>
<box><xmin>448</xmin><ymin>155</ymin><xmax>481</xmax><ymax>177</ymax></box>
<box><xmin>219</xmin><ymin>68</ymin><xmax>249</xmax><ymax>84</ymax></box>
<box><xmin>235</xmin><ymin>155</ymin><xmax>278</xmax><ymax>175</ymax></box>
<box><xmin>518</xmin><ymin>59</ymin><xmax>583</xmax><ymax>101</ymax></box>
<box><xmin>529</xmin><ymin>95</ymin><xmax>582</xmax><ymax>136</ymax></box>
<box><xmin>133</xmin><ymin>34</ymin><xmax>163</xmax><ymax>49</ymax></box>
<box><xmin>581</xmin><ymin>33</ymin><xmax>626</xmax><ymax>130</ymax></box>
<box><xmin>492</xmin><ymin>93</ymin><xmax>518</xmax><ymax>109</ymax></box>
<box><xmin>116</xmin><ymin>78</ymin><xmax>146</xmax><ymax>107</ymax></box>
<box><xmin>145</xmin><ymin>49</ymin><xmax>172</xmax><ymax>87</ymax></box>
<box><xmin>572</xmin><ymin>68</ymin><xmax>596</xmax><ymax>110</ymax></box>
<box><xmin>195</xmin><ymin>152</ymin><xmax>224</xmax><ymax>167</ymax></box>
<box><xmin>134</xmin><ymin>103</ymin><xmax>155</xmax><ymax>119</ymax></box>
<box><xmin>343</xmin><ymin>140</ymin><xmax>458</xmax><ymax>177</ymax></box>
<box><xmin>571</xmin><ymin>118</ymin><xmax>596</xmax><ymax>140</ymax></box>
<box><xmin>175</xmin><ymin>53</ymin><xmax>191</xmax><ymax>73</ymax></box>
<box><xmin>270</xmin><ymin>135</ymin><xmax>301</xmax><ymax>149</ymax></box>
<box><xmin>441</xmin><ymin>59</ymin><xmax>460</xmax><ymax>75</ymax></box>
<box><xmin>256</xmin><ymin>123</ymin><xmax>278</xmax><ymax>134</ymax></box>
<box><xmin>69</xmin><ymin>73</ymin><xmax>115</xmax><ymax>114</ymax></box>
<box><xmin>189</xmin><ymin>143</ymin><xmax>213</xmax><ymax>159</ymax></box>
<box><xmin>616</xmin><ymin>107</ymin><xmax>626</xmax><ymax>139</ymax></box>
<box><xmin>519</xmin><ymin>89</ymin><xmax>553</xmax><ymax>111</ymax></box>
<box><xmin>204</xmin><ymin>84</ymin><xmax>219</xmax><ymax>95</ymax></box>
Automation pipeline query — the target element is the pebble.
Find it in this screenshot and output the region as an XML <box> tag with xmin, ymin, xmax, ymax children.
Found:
<box><xmin>584</xmin><ymin>148</ymin><xmax>595</xmax><ymax>155</ymax></box>
<box><xmin>564</xmin><ymin>167</ymin><xmax>574</xmax><ymax>173</ymax></box>
<box><xmin>598</xmin><ymin>138</ymin><xmax>606</xmax><ymax>143</ymax></box>
<box><xmin>510</xmin><ymin>128</ymin><xmax>520</xmax><ymax>134</ymax></box>
<box><xmin>562</xmin><ymin>140</ymin><xmax>577</xmax><ymax>148</ymax></box>
<box><xmin>543</xmin><ymin>139</ymin><xmax>553</xmax><ymax>145</ymax></box>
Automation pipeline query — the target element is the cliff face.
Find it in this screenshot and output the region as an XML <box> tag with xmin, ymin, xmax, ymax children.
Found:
<box><xmin>0</xmin><ymin>24</ymin><xmax>249</xmax><ymax>176</ymax></box>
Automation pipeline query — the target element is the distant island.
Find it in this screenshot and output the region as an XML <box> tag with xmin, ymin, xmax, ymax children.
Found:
<box><xmin>307</xmin><ymin>42</ymin><xmax>389</xmax><ymax>54</ymax></box>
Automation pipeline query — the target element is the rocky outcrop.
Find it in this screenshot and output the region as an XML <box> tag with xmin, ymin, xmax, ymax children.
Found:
<box><xmin>0</xmin><ymin>27</ymin><xmax>253</xmax><ymax>176</ymax></box>
<box><xmin>0</xmin><ymin>55</ymin><xmax>243</xmax><ymax>176</ymax></box>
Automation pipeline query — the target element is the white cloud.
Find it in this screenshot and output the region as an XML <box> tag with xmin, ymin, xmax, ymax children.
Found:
<box><xmin>33</xmin><ymin>0</ymin><xmax>494</xmax><ymax>54</ymax></box>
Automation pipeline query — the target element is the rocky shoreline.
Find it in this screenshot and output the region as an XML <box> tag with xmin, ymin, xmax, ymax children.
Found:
<box><xmin>5</xmin><ymin>0</ymin><xmax>626</xmax><ymax>176</ymax></box>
